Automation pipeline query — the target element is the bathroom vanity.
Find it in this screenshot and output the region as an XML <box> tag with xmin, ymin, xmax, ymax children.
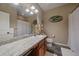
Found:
<box><xmin>29</xmin><ymin>37</ymin><xmax>46</xmax><ymax>56</ymax></box>
<box><xmin>0</xmin><ymin>35</ymin><xmax>47</xmax><ymax>56</ymax></box>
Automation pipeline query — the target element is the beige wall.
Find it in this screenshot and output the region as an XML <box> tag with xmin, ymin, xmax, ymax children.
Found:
<box><xmin>43</xmin><ymin>4</ymin><xmax>79</xmax><ymax>44</ymax></box>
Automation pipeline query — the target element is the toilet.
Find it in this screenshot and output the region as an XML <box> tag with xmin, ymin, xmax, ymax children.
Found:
<box><xmin>46</xmin><ymin>38</ymin><xmax>53</xmax><ymax>48</ymax></box>
<box><xmin>46</xmin><ymin>38</ymin><xmax>62</xmax><ymax>56</ymax></box>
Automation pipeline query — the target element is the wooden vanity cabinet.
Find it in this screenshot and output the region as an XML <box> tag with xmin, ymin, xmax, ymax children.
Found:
<box><xmin>32</xmin><ymin>39</ymin><xmax>46</xmax><ymax>56</ymax></box>
<box><xmin>37</xmin><ymin>39</ymin><xmax>45</xmax><ymax>56</ymax></box>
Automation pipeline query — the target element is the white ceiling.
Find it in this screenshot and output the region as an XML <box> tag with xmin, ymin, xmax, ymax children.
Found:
<box><xmin>11</xmin><ymin>3</ymin><xmax>40</xmax><ymax>17</ymax></box>
<box><xmin>11</xmin><ymin>3</ymin><xmax>67</xmax><ymax>17</ymax></box>
<box><xmin>38</xmin><ymin>3</ymin><xmax>67</xmax><ymax>12</ymax></box>
<box><xmin>16</xmin><ymin>3</ymin><xmax>38</xmax><ymax>16</ymax></box>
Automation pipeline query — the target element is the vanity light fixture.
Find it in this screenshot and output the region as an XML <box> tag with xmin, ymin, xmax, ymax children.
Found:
<box><xmin>25</xmin><ymin>9</ymin><xmax>30</xmax><ymax>12</ymax></box>
<box><xmin>25</xmin><ymin>5</ymin><xmax>38</xmax><ymax>15</ymax></box>
<box><xmin>35</xmin><ymin>9</ymin><xmax>39</xmax><ymax>13</ymax></box>
<box><xmin>31</xmin><ymin>5</ymin><xmax>35</xmax><ymax>10</ymax></box>
<box><xmin>30</xmin><ymin>12</ymin><xmax>34</xmax><ymax>15</ymax></box>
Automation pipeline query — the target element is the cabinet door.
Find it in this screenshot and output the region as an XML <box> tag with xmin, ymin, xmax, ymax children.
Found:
<box><xmin>31</xmin><ymin>40</ymin><xmax>46</xmax><ymax>56</ymax></box>
<box><xmin>38</xmin><ymin>47</ymin><xmax>43</xmax><ymax>56</ymax></box>
<box><xmin>38</xmin><ymin>41</ymin><xmax>45</xmax><ymax>56</ymax></box>
<box><xmin>41</xmin><ymin>44</ymin><xmax>45</xmax><ymax>56</ymax></box>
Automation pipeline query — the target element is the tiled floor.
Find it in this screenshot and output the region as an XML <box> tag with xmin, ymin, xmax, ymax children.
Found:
<box><xmin>61</xmin><ymin>47</ymin><xmax>78</xmax><ymax>56</ymax></box>
<box><xmin>46</xmin><ymin>42</ymin><xmax>78</xmax><ymax>56</ymax></box>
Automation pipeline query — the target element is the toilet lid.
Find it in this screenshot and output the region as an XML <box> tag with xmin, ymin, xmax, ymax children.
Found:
<box><xmin>47</xmin><ymin>44</ymin><xmax>52</xmax><ymax>47</ymax></box>
<box><xmin>46</xmin><ymin>38</ymin><xmax>53</xmax><ymax>43</ymax></box>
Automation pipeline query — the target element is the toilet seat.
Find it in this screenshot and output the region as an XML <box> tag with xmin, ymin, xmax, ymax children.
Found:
<box><xmin>46</xmin><ymin>38</ymin><xmax>53</xmax><ymax>47</ymax></box>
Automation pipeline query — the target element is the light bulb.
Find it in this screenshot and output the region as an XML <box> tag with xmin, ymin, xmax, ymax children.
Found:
<box><xmin>31</xmin><ymin>6</ymin><xmax>35</xmax><ymax>10</ymax></box>
<box><xmin>35</xmin><ymin>9</ymin><xmax>39</xmax><ymax>13</ymax></box>
<box><xmin>30</xmin><ymin>12</ymin><xmax>33</xmax><ymax>15</ymax></box>
<box><xmin>25</xmin><ymin>9</ymin><xmax>30</xmax><ymax>12</ymax></box>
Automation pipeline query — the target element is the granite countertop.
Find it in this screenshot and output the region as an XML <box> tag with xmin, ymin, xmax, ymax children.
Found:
<box><xmin>0</xmin><ymin>35</ymin><xmax>47</xmax><ymax>56</ymax></box>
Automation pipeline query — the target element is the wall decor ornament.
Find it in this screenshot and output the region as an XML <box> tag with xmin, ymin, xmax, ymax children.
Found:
<box><xmin>49</xmin><ymin>15</ymin><xmax>63</xmax><ymax>23</ymax></box>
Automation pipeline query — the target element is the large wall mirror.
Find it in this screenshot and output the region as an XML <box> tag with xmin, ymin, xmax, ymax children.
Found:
<box><xmin>0</xmin><ymin>3</ymin><xmax>42</xmax><ymax>46</ymax></box>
